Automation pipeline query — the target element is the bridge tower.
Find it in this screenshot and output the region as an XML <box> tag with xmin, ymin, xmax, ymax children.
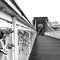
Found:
<box><xmin>33</xmin><ymin>17</ymin><xmax>48</xmax><ymax>32</ymax></box>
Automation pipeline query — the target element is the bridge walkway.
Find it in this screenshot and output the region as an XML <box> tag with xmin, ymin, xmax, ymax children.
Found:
<box><xmin>29</xmin><ymin>35</ymin><xmax>60</xmax><ymax>60</ymax></box>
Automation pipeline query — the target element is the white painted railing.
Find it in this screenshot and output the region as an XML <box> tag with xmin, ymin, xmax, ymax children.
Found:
<box><xmin>45</xmin><ymin>31</ymin><xmax>60</xmax><ymax>39</ymax></box>
<box><xmin>0</xmin><ymin>10</ymin><xmax>37</xmax><ymax>60</ymax></box>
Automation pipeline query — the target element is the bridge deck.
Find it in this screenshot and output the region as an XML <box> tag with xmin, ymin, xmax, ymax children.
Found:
<box><xmin>29</xmin><ymin>35</ymin><xmax>60</xmax><ymax>60</ymax></box>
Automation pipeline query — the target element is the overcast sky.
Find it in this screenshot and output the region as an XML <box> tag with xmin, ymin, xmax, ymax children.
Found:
<box><xmin>14</xmin><ymin>0</ymin><xmax>60</xmax><ymax>23</ymax></box>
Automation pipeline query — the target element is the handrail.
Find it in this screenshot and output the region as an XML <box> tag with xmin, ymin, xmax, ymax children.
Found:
<box><xmin>0</xmin><ymin>17</ymin><xmax>34</xmax><ymax>31</ymax></box>
<box><xmin>0</xmin><ymin>0</ymin><xmax>36</xmax><ymax>31</ymax></box>
<box><xmin>10</xmin><ymin>0</ymin><xmax>31</xmax><ymax>24</ymax></box>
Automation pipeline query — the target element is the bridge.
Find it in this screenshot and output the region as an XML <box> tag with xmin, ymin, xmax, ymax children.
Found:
<box><xmin>0</xmin><ymin>0</ymin><xmax>60</xmax><ymax>60</ymax></box>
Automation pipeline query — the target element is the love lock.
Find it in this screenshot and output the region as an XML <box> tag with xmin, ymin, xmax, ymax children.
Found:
<box><xmin>7</xmin><ymin>43</ymin><xmax>14</xmax><ymax>49</ymax></box>
<box><xmin>0</xmin><ymin>47</ymin><xmax>8</xmax><ymax>55</ymax></box>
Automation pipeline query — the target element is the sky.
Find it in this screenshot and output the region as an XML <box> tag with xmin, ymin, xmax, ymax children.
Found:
<box><xmin>15</xmin><ymin>0</ymin><xmax>60</xmax><ymax>23</ymax></box>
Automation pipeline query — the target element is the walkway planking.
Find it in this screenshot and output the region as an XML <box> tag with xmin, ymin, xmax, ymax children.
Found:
<box><xmin>29</xmin><ymin>35</ymin><xmax>60</xmax><ymax>60</ymax></box>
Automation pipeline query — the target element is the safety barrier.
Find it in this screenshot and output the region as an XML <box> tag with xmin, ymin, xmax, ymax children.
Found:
<box><xmin>0</xmin><ymin>1</ymin><xmax>37</xmax><ymax>60</ymax></box>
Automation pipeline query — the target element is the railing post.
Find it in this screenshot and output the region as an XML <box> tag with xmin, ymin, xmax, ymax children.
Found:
<box><xmin>12</xmin><ymin>17</ymin><xmax>18</xmax><ymax>60</ymax></box>
<box><xmin>29</xmin><ymin>32</ymin><xmax>31</xmax><ymax>54</ymax></box>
